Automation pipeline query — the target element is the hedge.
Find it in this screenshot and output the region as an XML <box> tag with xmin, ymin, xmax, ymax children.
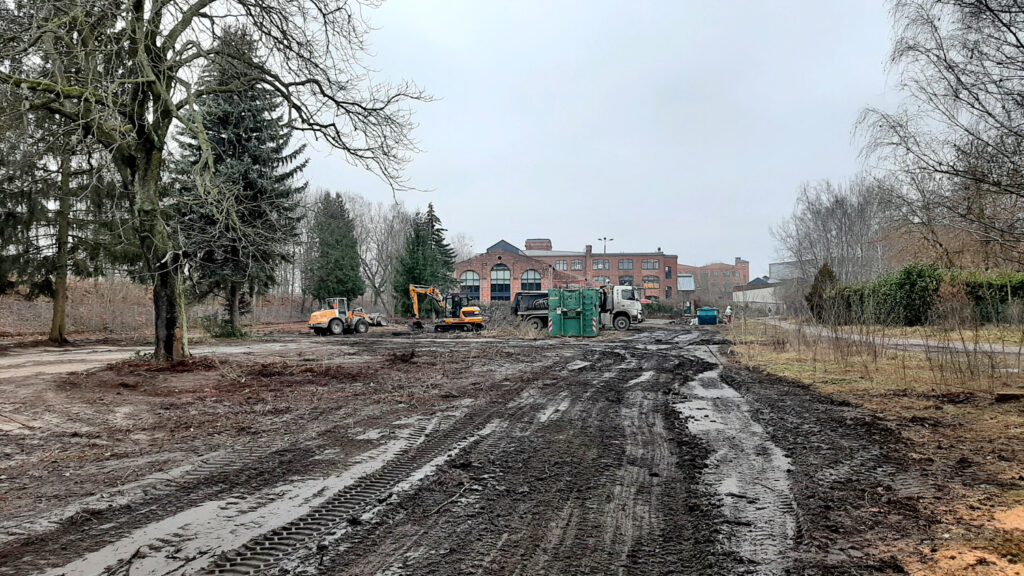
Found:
<box><xmin>810</xmin><ymin>263</ymin><xmax>1024</xmax><ymax>326</ymax></box>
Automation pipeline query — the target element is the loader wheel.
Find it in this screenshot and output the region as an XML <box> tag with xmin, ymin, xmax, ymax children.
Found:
<box><xmin>527</xmin><ymin>317</ymin><xmax>545</xmax><ymax>330</ymax></box>
<box><xmin>354</xmin><ymin>320</ymin><xmax>369</xmax><ymax>334</ymax></box>
<box><xmin>328</xmin><ymin>319</ymin><xmax>343</xmax><ymax>335</ymax></box>
<box><xmin>613</xmin><ymin>315</ymin><xmax>630</xmax><ymax>331</ymax></box>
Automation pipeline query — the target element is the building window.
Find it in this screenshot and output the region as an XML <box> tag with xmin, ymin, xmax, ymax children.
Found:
<box><xmin>459</xmin><ymin>271</ymin><xmax>480</xmax><ymax>300</ymax></box>
<box><xmin>571</xmin><ymin>259</ymin><xmax>583</xmax><ymax>271</ymax></box>
<box><xmin>642</xmin><ymin>275</ymin><xmax>660</xmax><ymax>288</ymax></box>
<box><xmin>665</xmin><ymin>286</ymin><xmax>672</xmax><ymax>299</ymax></box>
<box><xmin>593</xmin><ymin>275</ymin><xmax>610</xmax><ymax>285</ymax></box>
<box><xmin>618</xmin><ymin>275</ymin><xmax>634</xmax><ymax>286</ymax></box>
<box><xmin>592</xmin><ymin>259</ymin><xmax>609</xmax><ymax>270</ymax></box>
<box><xmin>642</xmin><ymin>259</ymin><xmax>659</xmax><ymax>270</ymax></box>
<box><xmin>521</xmin><ymin>269</ymin><xmax>542</xmax><ymax>291</ymax></box>
<box><xmin>490</xmin><ymin>264</ymin><xmax>511</xmax><ymax>301</ymax></box>
<box><xmin>554</xmin><ymin>260</ymin><xmax>567</xmax><ymax>271</ymax></box>
<box><xmin>618</xmin><ymin>259</ymin><xmax>633</xmax><ymax>270</ymax></box>
<box><xmin>665</xmin><ymin>266</ymin><xmax>672</xmax><ymax>280</ymax></box>
<box><xmin>712</xmin><ymin>270</ymin><xmax>718</xmax><ymax>277</ymax></box>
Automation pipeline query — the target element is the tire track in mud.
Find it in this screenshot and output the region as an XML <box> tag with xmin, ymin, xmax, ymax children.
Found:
<box><xmin>274</xmin><ymin>350</ymin><xmax>635</xmax><ymax>576</ymax></box>
<box><xmin>187</xmin><ymin>349</ymin><xmax>609</xmax><ymax>576</ymax></box>
<box><xmin>302</xmin><ymin>344</ymin><xmax>734</xmax><ymax>576</ymax></box>
<box><xmin>0</xmin><ymin>407</ymin><xmax>382</xmax><ymax>576</ymax></box>
<box><xmin>673</xmin><ymin>345</ymin><xmax>796</xmax><ymax>575</ymax></box>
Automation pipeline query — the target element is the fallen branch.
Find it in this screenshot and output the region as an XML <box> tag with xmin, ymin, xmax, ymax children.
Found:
<box><xmin>0</xmin><ymin>411</ymin><xmax>34</xmax><ymax>429</ymax></box>
<box><xmin>430</xmin><ymin>483</ymin><xmax>471</xmax><ymax>515</ymax></box>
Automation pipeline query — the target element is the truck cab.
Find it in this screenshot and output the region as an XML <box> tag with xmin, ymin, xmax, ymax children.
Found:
<box><xmin>599</xmin><ymin>285</ymin><xmax>644</xmax><ymax>330</ymax></box>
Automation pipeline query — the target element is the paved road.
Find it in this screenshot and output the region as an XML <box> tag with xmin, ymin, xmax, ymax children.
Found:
<box><xmin>762</xmin><ymin>318</ymin><xmax>1024</xmax><ymax>356</ymax></box>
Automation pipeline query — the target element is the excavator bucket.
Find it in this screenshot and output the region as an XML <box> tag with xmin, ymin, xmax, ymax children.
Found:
<box><xmin>411</xmin><ymin>319</ymin><xmax>425</xmax><ymax>330</ymax></box>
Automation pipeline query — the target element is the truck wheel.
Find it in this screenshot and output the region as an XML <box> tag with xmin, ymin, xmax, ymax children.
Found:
<box><xmin>354</xmin><ymin>320</ymin><xmax>369</xmax><ymax>334</ymax></box>
<box><xmin>528</xmin><ymin>317</ymin><xmax>545</xmax><ymax>330</ymax></box>
<box><xmin>328</xmin><ymin>319</ymin><xmax>343</xmax><ymax>335</ymax></box>
<box><xmin>613</xmin><ymin>315</ymin><xmax>630</xmax><ymax>331</ymax></box>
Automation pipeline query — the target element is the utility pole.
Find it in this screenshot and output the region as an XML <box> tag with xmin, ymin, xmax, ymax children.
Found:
<box><xmin>597</xmin><ymin>236</ymin><xmax>614</xmax><ymax>254</ymax></box>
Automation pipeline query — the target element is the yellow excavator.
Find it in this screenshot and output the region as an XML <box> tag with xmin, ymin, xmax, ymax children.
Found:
<box><xmin>408</xmin><ymin>285</ymin><xmax>485</xmax><ymax>332</ymax></box>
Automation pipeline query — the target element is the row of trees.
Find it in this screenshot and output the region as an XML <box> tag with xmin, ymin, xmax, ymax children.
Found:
<box><xmin>775</xmin><ymin>0</ymin><xmax>1024</xmax><ymax>309</ymax></box>
<box><xmin>0</xmin><ymin>3</ymin><xmax>465</xmax><ymax>357</ymax></box>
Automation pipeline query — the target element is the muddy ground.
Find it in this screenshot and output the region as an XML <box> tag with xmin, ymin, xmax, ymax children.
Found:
<box><xmin>0</xmin><ymin>324</ymin><xmax>1015</xmax><ymax>575</ymax></box>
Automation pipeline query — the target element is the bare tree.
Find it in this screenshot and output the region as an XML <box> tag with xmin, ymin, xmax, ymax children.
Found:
<box><xmin>342</xmin><ymin>192</ymin><xmax>412</xmax><ymax>312</ymax></box>
<box><xmin>772</xmin><ymin>177</ymin><xmax>889</xmax><ymax>284</ymax></box>
<box><xmin>859</xmin><ymin>0</ymin><xmax>1024</xmax><ymax>267</ymax></box>
<box><xmin>0</xmin><ymin>1</ymin><xmax>424</xmax><ymax>359</ymax></box>
<box><xmin>448</xmin><ymin>232</ymin><xmax>476</xmax><ymax>263</ymax></box>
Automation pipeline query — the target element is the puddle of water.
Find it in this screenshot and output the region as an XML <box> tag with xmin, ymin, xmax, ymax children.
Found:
<box><xmin>674</xmin><ymin>346</ymin><xmax>796</xmax><ymax>574</ymax></box>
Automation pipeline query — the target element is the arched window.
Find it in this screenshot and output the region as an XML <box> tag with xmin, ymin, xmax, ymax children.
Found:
<box><xmin>521</xmin><ymin>269</ymin><xmax>542</xmax><ymax>291</ymax></box>
<box><xmin>459</xmin><ymin>271</ymin><xmax>481</xmax><ymax>300</ymax></box>
<box><xmin>490</xmin><ymin>264</ymin><xmax>511</xmax><ymax>301</ymax></box>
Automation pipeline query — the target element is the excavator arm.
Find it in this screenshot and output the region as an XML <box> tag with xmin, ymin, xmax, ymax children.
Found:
<box><xmin>409</xmin><ymin>285</ymin><xmax>445</xmax><ymax>324</ymax></box>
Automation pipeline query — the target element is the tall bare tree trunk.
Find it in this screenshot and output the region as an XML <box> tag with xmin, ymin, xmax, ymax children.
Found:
<box><xmin>228</xmin><ymin>282</ymin><xmax>242</xmax><ymax>333</ymax></box>
<box><xmin>49</xmin><ymin>148</ymin><xmax>71</xmax><ymax>344</ymax></box>
<box><xmin>135</xmin><ymin>148</ymin><xmax>184</xmax><ymax>360</ymax></box>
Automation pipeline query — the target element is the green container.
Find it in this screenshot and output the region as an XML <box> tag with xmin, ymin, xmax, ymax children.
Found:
<box><xmin>697</xmin><ymin>307</ymin><xmax>719</xmax><ymax>325</ymax></box>
<box><xmin>548</xmin><ymin>288</ymin><xmax>600</xmax><ymax>337</ymax></box>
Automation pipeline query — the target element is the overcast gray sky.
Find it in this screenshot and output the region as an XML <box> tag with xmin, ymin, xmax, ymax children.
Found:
<box><xmin>305</xmin><ymin>0</ymin><xmax>896</xmax><ymax>276</ymax></box>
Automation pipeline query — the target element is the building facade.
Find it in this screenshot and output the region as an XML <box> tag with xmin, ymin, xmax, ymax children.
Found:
<box><xmin>677</xmin><ymin>257</ymin><xmax>750</xmax><ymax>305</ymax></box>
<box><xmin>455</xmin><ymin>239</ymin><xmax>681</xmax><ymax>303</ymax></box>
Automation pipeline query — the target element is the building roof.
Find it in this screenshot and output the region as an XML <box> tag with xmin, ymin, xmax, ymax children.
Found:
<box><xmin>677</xmin><ymin>274</ymin><xmax>696</xmax><ymax>291</ymax></box>
<box><xmin>485</xmin><ymin>240</ymin><xmax>523</xmax><ymax>255</ymax></box>
<box><xmin>747</xmin><ymin>276</ymin><xmax>770</xmax><ymax>286</ymax></box>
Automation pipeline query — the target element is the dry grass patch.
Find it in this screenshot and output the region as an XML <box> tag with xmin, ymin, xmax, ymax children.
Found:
<box><xmin>728</xmin><ymin>318</ymin><xmax>1024</xmax><ymax>573</ymax></box>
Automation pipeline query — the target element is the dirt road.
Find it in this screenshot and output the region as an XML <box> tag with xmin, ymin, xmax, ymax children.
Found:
<box><xmin>0</xmin><ymin>327</ymin><xmax>945</xmax><ymax>575</ymax></box>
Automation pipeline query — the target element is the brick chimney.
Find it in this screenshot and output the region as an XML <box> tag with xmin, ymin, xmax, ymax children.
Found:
<box><xmin>525</xmin><ymin>238</ymin><xmax>552</xmax><ymax>251</ymax></box>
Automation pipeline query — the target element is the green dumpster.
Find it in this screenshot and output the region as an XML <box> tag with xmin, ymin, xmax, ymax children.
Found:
<box><xmin>697</xmin><ymin>307</ymin><xmax>719</xmax><ymax>325</ymax></box>
<box><xmin>548</xmin><ymin>288</ymin><xmax>600</xmax><ymax>337</ymax></box>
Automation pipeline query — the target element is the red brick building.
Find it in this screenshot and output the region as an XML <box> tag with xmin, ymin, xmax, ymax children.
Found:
<box><xmin>677</xmin><ymin>257</ymin><xmax>750</xmax><ymax>305</ymax></box>
<box><xmin>455</xmin><ymin>239</ymin><xmax>681</xmax><ymax>302</ymax></box>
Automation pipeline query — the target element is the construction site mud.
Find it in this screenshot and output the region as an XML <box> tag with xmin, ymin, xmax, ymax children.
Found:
<box><xmin>0</xmin><ymin>326</ymin><xmax>1006</xmax><ymax>575</ymax></box>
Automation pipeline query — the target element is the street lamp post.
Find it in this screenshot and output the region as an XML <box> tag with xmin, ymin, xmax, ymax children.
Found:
<box><xmin>597</xmin><ymin>236</ymin><xmax>613</xmax><ymax>254</ymax></box>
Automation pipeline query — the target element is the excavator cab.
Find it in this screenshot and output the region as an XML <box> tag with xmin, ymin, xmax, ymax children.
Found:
<box><xmin>408</xmin><ymin>285</ymin><xmax>485</xmax><ymax>332</ymax></box>
<box><xmin>444</xmin><ymin>294</ymin><xmax>466</xmax><ymax>319</ymax></box>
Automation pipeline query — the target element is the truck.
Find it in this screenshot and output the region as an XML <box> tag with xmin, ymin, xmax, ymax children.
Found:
<box><xmin>514</xmin><ymin>284</ymin><xmax>644</xmax><ymax>331</ymax></box>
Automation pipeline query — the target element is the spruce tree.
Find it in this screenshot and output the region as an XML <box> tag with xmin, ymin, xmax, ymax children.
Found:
<box><xmin>172</xmin><ymin>26</ymin><xmax>307</xmax><ymax>334</ymax></box>
<box><xmin>0</xmin><ymin>112</ymin><xmax>121</xmax><ymax>343</ymax></box>
<box><xmin>303</xmin><ymin>192</ymin><xmax>365</xmax><ymax>303</ymax></box>
<box><xmin>425</xmin><ymin>203</ymin><xmax>457</xmax><ymax>290</ymax></box>
<box><xmin>392</xmin><ymin>204</ymin><xmax>458</xmax><ymax>315</ymax></box>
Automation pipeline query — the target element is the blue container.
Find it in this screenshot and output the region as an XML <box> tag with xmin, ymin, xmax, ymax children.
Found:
<box><xmin>696</xmin><ymin>307</ymin><xmax>719</xmax><ymax>325</ymax></box>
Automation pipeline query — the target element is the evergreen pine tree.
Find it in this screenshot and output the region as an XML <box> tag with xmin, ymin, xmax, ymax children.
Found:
<box><xmin>805</xmin><ymin>262</ymin><xmax>838</xmax><ymax>322</ymax></box>
<box><xmin>0</xmin><ymin>112</ymin><xmax>121</xmax><ymax>343</ymax></box>
<box><xmin>425</xmin><ymin>203</ymin><xmax>457</xmax><ymax>290</ymax></box>
<box><xmin>303</xmin><ymin>192</ymin><xmax>365</xmax><ymax>302</ymax></box>
<box><xmin>392</xmin><ymin>204</ymin><xmax>458</xmax><ymax>315</ymax></box>
<box><xmin>172</xmin><ymin>26</ymin><xmax>307</xmax><ymax>334</ymax></box>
